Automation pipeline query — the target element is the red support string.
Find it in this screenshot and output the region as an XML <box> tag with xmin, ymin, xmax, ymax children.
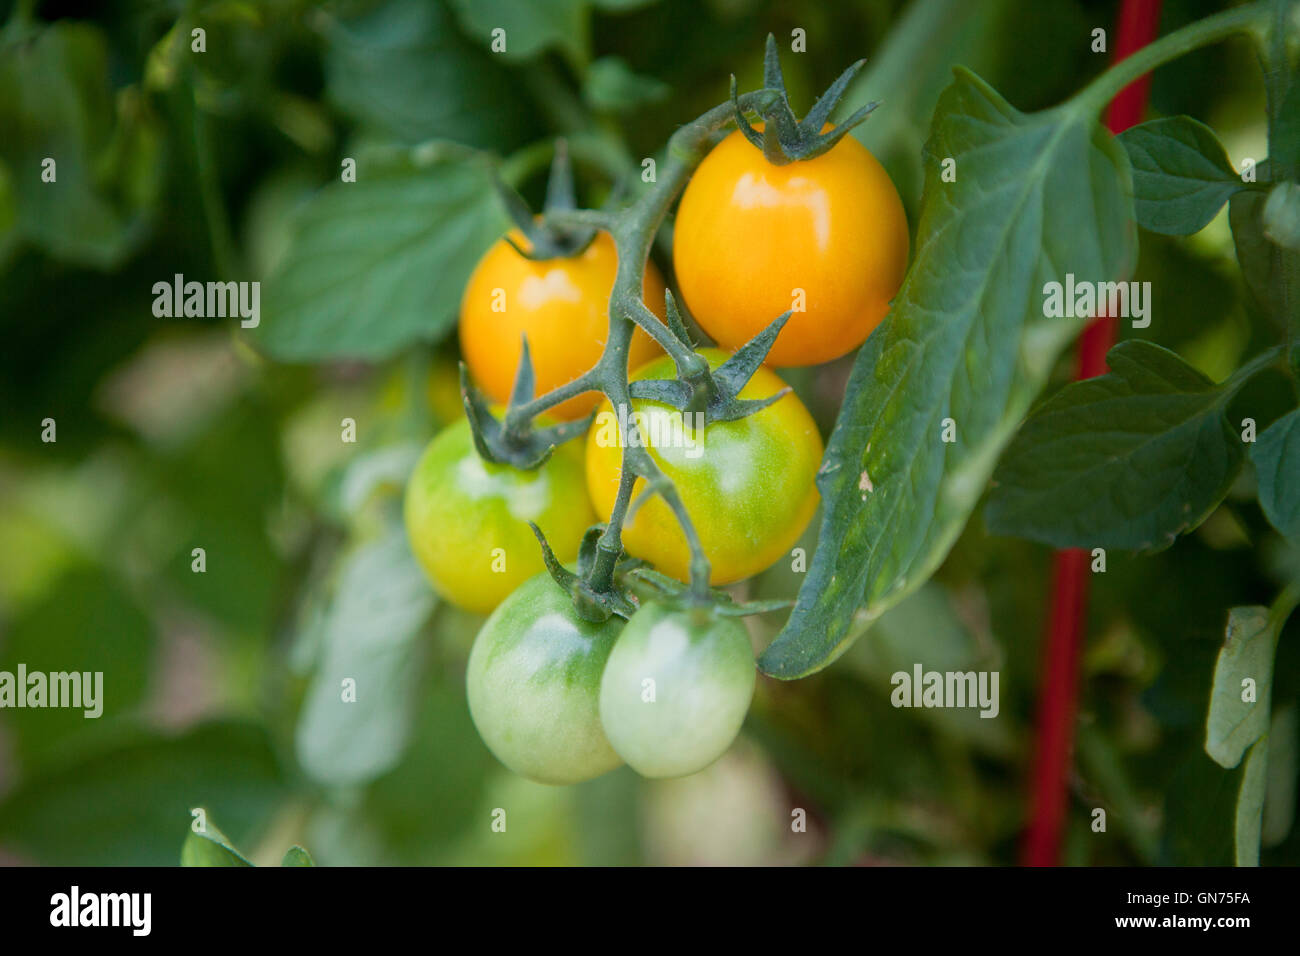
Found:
<box><xmin>1020</xmin><ymin>0</ymin><xmax>1163</xmax><ymax>867</ymax></box>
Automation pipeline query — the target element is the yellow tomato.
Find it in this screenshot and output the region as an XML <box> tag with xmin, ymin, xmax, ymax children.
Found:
<box><xmin>459</xmin><ymin>230</ymin><xmax>667</xmax><ymax>420</ymax></box>
<box><xmin>673</xmin><ymin>126</ymin><xmax>909</xmax><ymax>367</ymax></box>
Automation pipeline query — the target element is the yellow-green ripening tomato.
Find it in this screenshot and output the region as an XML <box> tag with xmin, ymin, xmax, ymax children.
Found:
<box><xmin>585</xmin><ymin>349</ymin><xmax>822</xmax><ymax>584</ymax></box>
<box><xmin>404</xmin><ymin>418</ymin><xmax>594</xmax><ymax>614</ymax></box>
<box><xmin>467</xmin><ymin>572</ymin><xmax>624</xmax><ymax>784</ymax></box>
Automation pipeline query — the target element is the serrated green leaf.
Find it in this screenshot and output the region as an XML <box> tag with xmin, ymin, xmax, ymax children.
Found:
<box><xmin>1235</xmin><ymin>736</ymin><xmax>1268</xmax><ymax>866</ymax></box>
<box><xmin>256</xmin><ymin>146</ymin><xmax>508</xmax><ymax>362</ymax></box>
<box><xmin>181</xmin><ymin>826</ymin><xmax>253</xmax><ymax>867</ymax></box>
<box><xmin>281</xmin><ymin>845</ymin><xmax>315</xmax><ymax>867</ymax></box>
<box><xmin>1252</xmin><ymin>407</ymin><xmax>1300</xmax><ymax>539</ymax></box>
<box><xmin>294</xmin><ymin>519</ymin><xmax>435</xmax><ymax>787</ymax></box>
<box><xmin>1206</xmin><ymin>606</ymin><xmax>1277</xmax><ymax>768</ymax></box>
<box><xmin>321</xmin><ymin>0</ymin><xmax>532</xmax><ymax>149</ymax></box>
<box><xmin>759</xmin><ymin>67</ymin><xmax>1135</xmax><ymax>678</ymax></box>
<box><xmin>1118</xmin><ymin>115</ymin><xmax>1241</xmax><ymax>235</ymax></box>
<box><xmin>985</xmin><ymin>340</ymin><xmax>1243</xmax><ymax>550</ymax></box>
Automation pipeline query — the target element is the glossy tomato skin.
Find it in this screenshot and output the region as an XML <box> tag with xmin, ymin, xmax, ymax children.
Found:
<box><xmin>459</xmin><ymin>230</ymin><xmax>667</xmax><ymax>421</ymax></box>
<box><xmin>404</xmin><ymin>418</ymin><xmax>594</xmax><ymax>615</ymax></box>
<box><xmin>599</xmin><ymin>602</ymin><xmax>755</xmax><ymax>778</ymax></box>
<box><xmin>673</xmin><ymin>127</ymin><xmax>908</xmax><ymax>367</ymax></box>
<box><xmin>585</xmin><ymin>348</ymin><xmax>822</xmax><ymax>585</ymax></box>
<box><xmin>466</xmin><ymin>573</ymin><xmax>624</xmax><ymax>784</ymax></box>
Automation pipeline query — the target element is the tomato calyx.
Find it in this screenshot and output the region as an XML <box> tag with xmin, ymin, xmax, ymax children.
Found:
<box><xmin>530</xmin><ymin>522</ymin><xmax>642</xmax><ymax>623</ymax></box>
<box><xmin>730</xmin><ymin>34</ymin><xmax>879</xmax><ymax>165</ymax></box>
<box><xmin>460</xmin><ymin>339</ymin><xmax>593</xmax><ymax>469</ymax></box>
<box><xmin>629</xmin><ymin>567</ymin><xmax>792</xmax><ymax>619</ymax></box>
<box><xmin>494</xmin><ymin>139</ymin><xmax>598</xmax><ymax>260</ymax></box>
<box><xmin>627</xmin><ymin>298</ymin><xmax>793</xmax><ymax>425</ymax></box>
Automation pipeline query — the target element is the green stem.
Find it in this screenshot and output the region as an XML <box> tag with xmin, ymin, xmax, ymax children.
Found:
<box><xmin>504</xmin><ymin>369</ymin><xmax>599</xmax><ymax>429</ymax></box>
<box><xmin>581</xmin><ymin>93</ymin><xmax>771</xmax><ymax>596</ymax></box>
<box><xmin>1220</xmin><ymin>343</ymin><xmax>1288</xmax><ymax>398</ymax></box>
<box><xmin>1078</xmin><ymin>1</ymin><xmax>1270</xmax><ymax>113</ymax></box>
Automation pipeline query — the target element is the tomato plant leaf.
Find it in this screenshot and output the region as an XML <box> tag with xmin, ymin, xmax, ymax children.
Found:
<box><xmin>1235</xmin><ymin>736</ymin><xmax>1269</xmax><ymax>866</ymax></box>
<box><xmin>1118</xmin><ymin>115</ymin><xmax>1241</xmax><ymax>235</ymax></box>
<box><xmin>984</xmin><ymin>340</ymin><xmax>1243</xmax><ymax>550</ymax></box>
<box><xmin>759</xmin><ymin>67</ymin><xmax>1135</xmax><ymax>678</ymax></box>
<box><xmin>181</xmin><ymin>825</ymin><xmax>253</xmax><ymax>867</ymax></box>
<box><xmin>281</xmin><ymin>845</ymin><xmax>316</xmax><ymax>867</ymax></box>
<box><xmin>1206</xmin><ymin>605</ymin><xmax>1277</xmax><ymax>769</ymax></box>
<box><xmin>1251</xmin><ymin>406</ymin><xmax>1300</xmax><ymax>539</ymax></box>
<box><xmin>294</xmin><ymin>519</ymin><xmax>435</xmax><ymax>787</ymax></box>
<box><xmin>1230</xmin><ymin>187</ymin><xmax>1300</xmax><ymax>333</ymax></box>
<box><xmin>322</xmin><ymin>0</ymin><xmax>533</xmax><ymax>149</ymax></box>
<box><xmin>1263</xmin><ymin>704</ymin><xmax>1298</xmax><ymax>847</ymax></box>
<box><xmin>256</xmin><ymin>146</ymin><xmax>508</xmax><ymax>362</ymax></box>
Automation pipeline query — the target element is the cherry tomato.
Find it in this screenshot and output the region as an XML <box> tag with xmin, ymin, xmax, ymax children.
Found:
<box><xmin>459</xmin><ymin>230</ymin><xmax>667</xmax><ymax>421</ymax></box>
<box><xmin>600</xmin><ymin>602</ymin><xmax>755</xmax><ymax>778</ymax></box>
<box><xmin>404</xmin><ymin>417</ymin><xmax>594</xmax><ymax>614</ymax></box>
<box><xmin>466</xmin><ymin>572</ymin><xmax>624</xmax><ymax>784</ymax></box>
<box><xmin>585</xmin><ymin>348</ymin><xmax>822</xmax><ymax>584</ymax></box>
<box><xmin>673</xmin><ymin>126</ymin><xmax>908</xmax><ymax>367</ymax></box>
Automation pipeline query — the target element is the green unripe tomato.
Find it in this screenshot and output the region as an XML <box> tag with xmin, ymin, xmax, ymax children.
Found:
<box><xmin>466</xmin><ymin>572</ymin><xmax>624</xmax><ymax>785</ymax></box>
<box><xmin>599</xmin><ymin>602</ymin><xmax>755</xmax><ymax>778</ymax></box>
<box><xmin>404</xmin><ymin>417</ymin><xmax>594</xmax><ymax>615</ymax></box>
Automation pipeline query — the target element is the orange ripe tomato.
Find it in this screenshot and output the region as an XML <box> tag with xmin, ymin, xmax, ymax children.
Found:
<box><xmin>459</xmin><ymin>230</ymin><xmax>667</xmax><ymax>421</ymax></box>
<box><xmin>673</xmin><ymin>126</ymin><xmax>909</xmax><ymax>367</ymax></box>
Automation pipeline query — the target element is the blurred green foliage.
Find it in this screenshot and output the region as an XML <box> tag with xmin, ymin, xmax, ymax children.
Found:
<box><xmin>0</xmin><ymin>0</ymin><xmax>1296</xmax><ymax>866</ymax></box>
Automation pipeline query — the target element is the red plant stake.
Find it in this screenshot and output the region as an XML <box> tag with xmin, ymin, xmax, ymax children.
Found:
<box><xmin>1021</xmin><ymin>0</ymin><xmax>1163</xmax><ymax>867</ymax></box>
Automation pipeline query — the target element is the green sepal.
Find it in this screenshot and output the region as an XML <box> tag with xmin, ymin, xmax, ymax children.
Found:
<box><xmin>494</xmin><ymin>139</ymin><xmax>598</xmax><ymax>260</ymax></box>
<box><xmin>530</xmin><ymin>523</ymin><xmax>640</xmax><ymax>623</ymax></box>
<box><xmin>732</xmin><ymin>35</ymin><xmax>878</xmax><ymax>164</ymax></box>
<box><xmin>627</xmin><ymin>309</ymin><xmax>792</xmax><ymax>424</ymax></box>
<box><xmin>459</xmin><ymin>358</ymin><xmax>591</xmax><ymax>470</ymax></box>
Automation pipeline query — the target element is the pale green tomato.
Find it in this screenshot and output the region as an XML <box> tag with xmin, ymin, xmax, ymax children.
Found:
<box><xmin>599</xmin><ymin>602</ymin><xmax>755</xmax><ymax>778</ymax></box>
<box><xmin>466</xmin><ymin>573</ymin><xmax>624</xmax><ymax>785</ymax></box>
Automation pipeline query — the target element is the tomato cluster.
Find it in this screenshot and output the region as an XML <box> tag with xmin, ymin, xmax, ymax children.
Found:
<box><xmin>466</xmin><ymin>573</ymin><xmax>756</xmax><ymax>783</ymax></box>
<box><xmin>405</xmin><ymin>121</ymin><xmax>906</xmax><ymax>783</ymax></box>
